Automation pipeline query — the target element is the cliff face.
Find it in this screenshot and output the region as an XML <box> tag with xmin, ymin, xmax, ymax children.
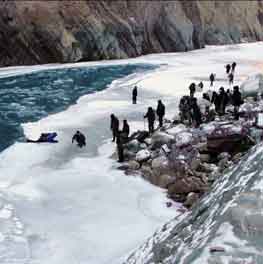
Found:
<box><xmin>0</xmin><ymin>1</ymin><xmax>263</xmax><ymax>66</ymax></box>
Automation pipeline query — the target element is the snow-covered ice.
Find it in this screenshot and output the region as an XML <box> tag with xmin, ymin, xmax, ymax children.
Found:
<box><xmin>0</xmin><ymin>42</ymin><xmax>263</xmax><ymax>263</ymax></box>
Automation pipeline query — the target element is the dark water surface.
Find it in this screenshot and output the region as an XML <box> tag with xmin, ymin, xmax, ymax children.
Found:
<box><xmin>0</xmin><ymin>64</ymin><xmax>156</xmax><ymax>152</ymax></box>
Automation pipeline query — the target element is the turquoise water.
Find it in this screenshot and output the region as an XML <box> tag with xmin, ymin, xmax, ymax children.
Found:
<box><xmin>0</xmin><ymin>64</ymin><xmax>155</xmax><ymax>152</ymax></box>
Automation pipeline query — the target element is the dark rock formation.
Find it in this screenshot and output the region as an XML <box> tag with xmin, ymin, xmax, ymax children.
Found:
<box><xmin>0</xmin><ymin>1</ymin><xmax>263</xmax><ymax>66</ymax></box>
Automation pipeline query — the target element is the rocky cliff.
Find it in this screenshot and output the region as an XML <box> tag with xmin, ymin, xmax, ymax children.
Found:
<box><xmin>1</xmin><ymin>1</ymin><xmax>263</xmax><ymax>66</ymax></box>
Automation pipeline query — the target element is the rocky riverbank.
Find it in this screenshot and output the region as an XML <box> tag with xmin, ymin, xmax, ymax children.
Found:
<box><xmin>115</xmin><ymin>96</ymin><xmax>263</xmax><ymax>209</ymax></box>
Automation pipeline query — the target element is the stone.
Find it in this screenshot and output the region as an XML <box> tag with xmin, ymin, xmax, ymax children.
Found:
<box><xmin>136</xmin><ymin>149</ymin><xmax>151</xmax><ymax>163</ymax></box>
<box><xmin>127</xmin><ymin>160</ymin><xmax>140</xmax><ymax>170</ymax></box>
<box><xmin>123</xmin><ymin>149</ymin><xmax>136</xmax><ymax>160</ymax></box>
<box><xmin>175</xmin><ymin>132</ymin><xmax>193</xmax><ymax>147</ymax></box>
<box><xmin>158</xmin><ymin>174</ymin><xmax>173</xmax><ymax>188</ymax></box>
<box><xmin>166</xmin><ymin>124</ymin><xmax>188</xmax><ymax>136</ymax></box>
<box><xmin>141</xmin><ymin>165</ymin><xmax>154</xmax><ymax>182</ymax></box>
<box><xmin>200</xmin><ymin>154</ymin><xmax>211</xmax><ymax>163</ymax></box>
<box><xmin>151</xmin><ymin>132</ymin><xmax>175</xmax><ymax>149</ymax></box>
<box><xmin>183</xmin><ymin>192</ymin><xmax>199</xmax><ymax>208</ymax></box>
<box><xmin>218</xmin><ymin>152</ymin><xmax>230</xmax><ymax>161</ymax></box>
<box><xmin>190</xmin><ymin>158</ymin><xmax>201</xmax><ymax>171</ymax></box>
<box><xmin>125</xmin><ymin>139</ymin><xmax>140</xmax><ymax>153</ymax></box>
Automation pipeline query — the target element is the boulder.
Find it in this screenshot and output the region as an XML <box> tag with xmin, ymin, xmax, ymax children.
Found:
<box><xmin>151</xmin><ymin>132</ymin><xmax>175</xmax><ymax>149</ymax></box>
<box><xmin>158</xmin><ymin>174</ymin><xmax>174</xmax><ymax>188</ymax></box>
<box><xmin>127</xmin><ymin>160</ymin><xmax>140</xmax><ymax>170</ymax></box>
<box><xmin>190</xmin><ymin>158</ymin><xmax>201</xmax><ymax>171</ymax></box>
<box><xmin>175</xmin><ymin>132</ymin><xmax>193</xmax><ymax>147</ymax></box>
<box><xmin>218</xmin><ymin>152</ymin><xmax>230</xmax><ymax>161</ymax></box>
<box><xmin>126</xmin><ymin>139</ymin><xmax>140</xmax><ymax>153</ymax></box>
<box><xmin>183</xmin><ymin>192</ymin><xmax>199</xmax><ymax>208</ymax></box>
<box><xmin>167</xmin><ymin>176</ymin><xmax>207</xmax><ymax>195</ymax></box>
<box><xmin>166</xmin><ymin>124</ymin><xmax>188</xmax><ymax>136</ymax></box>
<box><xmin>144</xmin><ymin>137</ymin><xmax>152</xmax><ymax>145</ymax></box>
<box><xmin>123</xmin><ymin>149</ymin><xmax>136</xmax><ymax>160</ymax></box>
<box><xmin>136</xmin><ymin>149</ymin><xmax>151</xmax><ymax>163</ymax></box>
<box><xmin>200</xmin><ymin>154</ymin><xmax>211</xmax><ymax>163</ymax></box>
<box><xmin>151</xmin><ymin>156</ymin><xmax>170</xmax><ymax>176</ymax></box>
<box><xmin>141</xmin><ymin>165</ymin><xmax>154</xmax><ymax>182</ymax></box>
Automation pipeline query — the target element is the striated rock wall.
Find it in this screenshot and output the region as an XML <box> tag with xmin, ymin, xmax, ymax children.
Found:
<box><xmin>0</xmin><ymin>1</ymin><xmax>263</xmax><ymax>66</ymax></box>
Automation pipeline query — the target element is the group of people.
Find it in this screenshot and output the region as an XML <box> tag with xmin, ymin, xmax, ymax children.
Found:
<box><xmin>71</xmin><ymin>61</ymin><xmax>243</xmax><ymax>162</ymax></box>
<box><xmin>179</xmin><ymin>62</ymin><xmax>243</xmax><ymax>127</ymax></box>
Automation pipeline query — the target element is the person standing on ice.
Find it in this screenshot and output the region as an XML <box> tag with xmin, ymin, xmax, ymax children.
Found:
<box><xmin>225</xmin><ymin>64</ymin><xmax>231</xmax><ymax>74</ymax></box>
<box><xmin>231</xmin><ymin>62</ymin><xmax>237</xmax><ymax>73</ymax></box>
<box><xmin>209</xmin><ymin>73</ymin><xmax>215</xmax><ymax>87</ymax></box>
<box><xmin>116</xmin><ymin>131</ymin><xmax>124</xmax><ymax>162</ymax></box>
<box><xmin>218</xmin><ymin>87</ymin><xmax>228</xmax><ymax>115</ymax></box>
<box><xmin>122</xmin><ymin>119</ymin><xmax>130</xmax><ymax>139</ymax></box>
<box><xmin>156</xmin><ymin>100</ymin><xmax>165</xmax><ymax>128</ymax></box>
<box><xmin>191</xmin><ymin>98</ymin><xmax>202</xmax><ymax>128</ymax></box>
<box><xmin>72</xmin><ymin>131</ymin><xmax>86</xmax><ymax>148</ymax></box>
<box><xmin>132</xmin><ymin>86</ymin><xmax>137</xmax><ymax>104</ymax></box>
<box><xmin>228</xmin><ymin>72</ymin><xmax>234</xmax><ymax>86</ymax></box>
<box><xmin>110</xmin><ymin>114</ymin><xmax>119</xmax><ymax>142</ymax></box>
<box><xmin>189</xmin><ymin>82</ymin><xmax>196</xmax><ymax>97</ymax></box>
<box><xmin>232</xmin><ymin>85</ymin><xmax>243</xmax><ymax>120</ymax></box>
<box><xmin>144</xmin><ymin>107</ymin><xmax>155</xmax><ymax>134</ymax></box>
<box><xmin>197</xmin><ymin>81</ymin><xmax>204</xmax><ymax>91</ymax></box>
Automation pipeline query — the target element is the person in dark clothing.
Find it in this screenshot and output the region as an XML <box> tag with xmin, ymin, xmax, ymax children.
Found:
<box><xmin>228</xmin><ymin>72</ymin><xmax>234</xmax><ymax>85</ymax></box>
<box><xmin>110</xmin><ymin>114</ymin><xmax>119</xmax><ymax>142</ymax></box>
<box><xmin>122</xmin><ymin>119</ymin><xmax>130</xmax><ymax>139</ymax></box>
<box><xmin>198</xmin><ymin>81</ymin><xmax>204</xmax><ymax>91</ymax></box>
<box><xmin>144</xmin><ymin>107</ymin><xmax>155</xmax><ymax>134</ymax></box>
<box><xmin>191</xmin><ymin>98</ymin><xmax>202</xmax><ymax>128</ymax></box>
<box><xmin>211</xmin><ymin>91</ymin><xmax>220</xmax><ymax>113</ymax></box>
<box><xmin>156</xmin><ymin>100</ymin><xmax>165</xmax><ymax>127</ymax></box>
<box><xmin>189</xmin><ymin>82</ymin><xmax>196</xmax><ymax>97</ymax></box>
<box><xmin>226</xmin><ymin>89</ymin><xmax>232</xmax><ymax>105</ymax></box>
<box><xmin>132</xmin><ymin>86</ymin><xmax>138</xmax><ymax>104</ymax></box>
<box><xmin>226</xmin><ymin>64</ymin><xmax>231</xmax><ymax>74</ymax></box>
<box><xmin>231</xmin><ymin>62</ymin><xmax>237</xmax><ymax>73</ymax></box>
<box><xmin>72</xmin><ymin>131</ymin><xmax>86</xmax><ymax>148</ymax></box>
<box><xmin>179</xmin><ymin>96</ymin><xmax>192</xmax><ymax>124</ymax></box>
<box><xmin>218</xmin><ymin>87</ymin><xmax>228</xmax><ymax>115</ymax></box>
<box><xmin>232</xmin><ymin>85</ymin><xmax>243</xmax><ymax>120</ymax></box>
<box><xmin>116</xmin><ymin>131</ymin><xmax>124</xmax><ymax>162</ymax></box>
<box><xmin>203</xmin><ymin>92</ymin><xmax>210</xmax><ymax>102</ymax></box>
<box><xmin>209</xmin><ymin>73</ymin><xmax>215</xmax><ymax>87</ymax></box>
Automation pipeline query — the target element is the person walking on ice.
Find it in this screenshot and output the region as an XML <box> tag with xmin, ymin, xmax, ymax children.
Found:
<box><xmin>144</xmin><ymin>107</ymin><xmax>155</xmax><ymax>134</ymax></box>
<box><xmin>132</xmin><ymin>86</ymin><xmax>137</xmax><ymax>104</ymax></box>
<box><xmin>110</xmin><ymin>114</ymin><xmax>119</xmax><ymax>142</ymax></box>
<box><xmin>209</xmin><ymin>73</ymin><xmax>215</xmax><ymax>87</ymax></box>
<box><xmin>156</xmin><ymin>100</ymin><xmax>165</xmax><ymax>128</ymax></box>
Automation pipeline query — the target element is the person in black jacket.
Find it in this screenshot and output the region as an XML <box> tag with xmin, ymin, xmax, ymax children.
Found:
<box><xmin>231</xmin><ymin>62</ymin><xmax>237</xmax><ymax>73</ymax></box>
<box><xmin>110</xmin><ymin>114</ymin><xmax>119</xmax><ymax>142</ymax></box>
<box><xmin>232</xmin><ymin>85</ymin><xmax>243</xmax><ymax>120</ymax></box>
<box><xmin>132</xmin><ymin>86</ymin><xmax>138</xmax><ymax>104</ymax></box>
<box><xmin>228</xmin><ymin>72</ymin><xmax>234</xmax><ymax>86</ymax></box>
<box><xmin>144</xmin><ymin>107</ymin><xmax>155</xmax><ymax>134</ymax></box>
<box><xmin>122</xmin><ymin>119</ymin><xmax>130</xmax><ymax>139</ymax></box>
<box><xmin>72</xmin><ymin>131</ymin><xmax>86</xmax><ymax>148</ymax></box>
<box><xmin>116</xmin><ymin>131</ymin><xmax>124</xmax><ymax>162</ymax></box>
<box><xmin>156</xmin><ymin>100</ymin><xmax>165</xmax><ymax>127</ymax></box>
<box><xmin>211</xmin><ymin>91</ymin><xmax>220</xmax><ymax>114</ymax></box>
<box><xmin>209</xmin><ymin>73</ymin><xmax>215</xmax><ymax>87</ymax></box>
<box><xmin>191</xmin><ymin>98</ymin><xmax>202</xmax><ymax>128</ymax></box>
<box><xmin>218</xmin><ymin>87</ymin><xmax>228</xmax><ymax>115</ymax></box>
<box><xmin>225</xmin><ymin>64</ymin><xmax>231</xmax><ymax>74</ymax></box>
<box><xmin>189</xmin><ymin>82</ymin><xmax>196</xmax><ymax>97</ymax></box>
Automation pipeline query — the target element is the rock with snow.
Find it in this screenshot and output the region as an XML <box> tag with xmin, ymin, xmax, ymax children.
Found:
<box><xmin>151</xmin><ymin>132</ymin><xmax>175</xmax><ymax>149</ymax></box>
<box><xmin>136</xmin><ymin>149</ymin><xmax>151</xmax><ymax>163</ymax></box>
<box><xmin>183</xmin><ymin>192</ymin><xmax>199</xmax><ymax>208</ymax></box>
<box><xmin>175</xmin><ymin>132</ymin><xmax>193</xmax><ymax>147</ymax></box>
<box><xmin>166</xmin><ymin>124</ymin><xmax>188</xmax><ymax>136</ymax></box>
<box><xmin>125</xmin><ymin>139</ymin><xmax>140</xmax><ymax>153</ymax></box>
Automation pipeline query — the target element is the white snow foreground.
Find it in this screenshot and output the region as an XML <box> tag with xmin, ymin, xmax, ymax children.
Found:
<box><xmin>0</xmin><ymin>42</ymin><xmax>263</xmax><ymax>264</ymax></box>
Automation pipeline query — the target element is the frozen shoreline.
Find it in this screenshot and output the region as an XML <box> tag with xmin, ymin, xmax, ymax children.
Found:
<box><xmin>0</xmin><ymin>42</ymin><xmax>263</xmax><ymax>263</ymax></box>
